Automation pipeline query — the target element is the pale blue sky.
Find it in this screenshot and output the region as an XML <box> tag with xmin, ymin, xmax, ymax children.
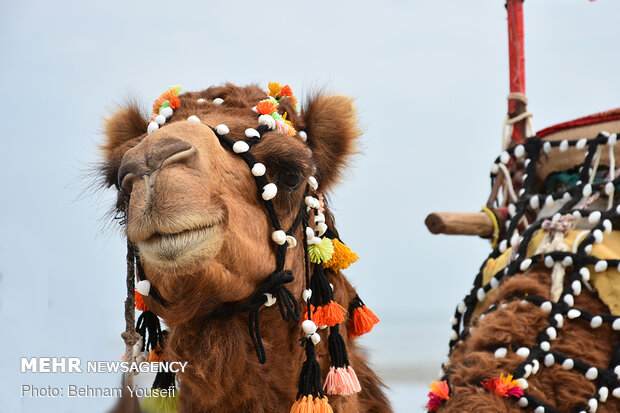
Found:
<box><xmin>1</xmin><ymin>1</ymin><xmax>619</xmax><ymax>412</ymax></box>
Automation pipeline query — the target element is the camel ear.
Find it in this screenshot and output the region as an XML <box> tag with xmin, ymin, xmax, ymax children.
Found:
<box><xmin>302</xmin><ymin>94</ymin><xmax>361</xmax><ymax>191</ymax></box>
<box><xmin>100</xmin><ymin>105</ymin><xmax>147</xmax><ymax>187</ymax></box>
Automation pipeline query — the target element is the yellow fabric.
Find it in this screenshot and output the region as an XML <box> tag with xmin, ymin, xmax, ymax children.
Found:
<box><xmin>482</xmin><ymin>230</ymin><xmax>620</xmax><ymax>315</ymax></box>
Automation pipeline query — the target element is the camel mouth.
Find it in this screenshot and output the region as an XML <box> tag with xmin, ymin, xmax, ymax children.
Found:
<box><xmin>136</xmin><ymin>222</ymin><xmax>224</xmax><ymax>269</ymax></box>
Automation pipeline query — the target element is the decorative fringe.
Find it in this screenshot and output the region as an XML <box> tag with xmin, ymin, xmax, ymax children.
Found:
<box><xmin>290</xmin><ymin>395</ymin><xmax>333</xmax><ymax>413</ymax></box>
<box><xmin>347</xmin><ymin>295</ymin><xmax>380</xmax><ymax>338</ymax></box>
<box><xmin>135</xmin><ymin>289</ymin><xmax>148</xmax><ymax>312</ymax></box>
<box><xmin>323</xmin><ymin>238</ymin><xmax>359</xmax><ymax>271</ymax></box>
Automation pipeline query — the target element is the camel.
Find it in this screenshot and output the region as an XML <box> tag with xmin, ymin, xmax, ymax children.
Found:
<box><xmin>100</xmin><ymin>83</ymin><xmax>392</xmax><ymax>413</ymax></box>
<box><xmin>425</xmin><ymin>112</ymin><xmax>620</xmax><ymax>412</ymax></box>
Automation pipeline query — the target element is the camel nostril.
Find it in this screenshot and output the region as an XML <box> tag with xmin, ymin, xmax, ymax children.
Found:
<box><xmin>118</xmin><ymin>161</ymin><xmax>144</xmax><ymax>194</ymax></box>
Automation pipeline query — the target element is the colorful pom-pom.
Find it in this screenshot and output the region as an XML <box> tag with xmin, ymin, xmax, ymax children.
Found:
<box><xmin>426</xmin><ymin>381</ymin><xmax>450</xmax><ymax>412</ymax></box>
<box><xmin>308</xmin><ymin>237</ymin><xmax>334</xmax><ymax>264</ymax></box>
<box><xmin>481</xmin><ymin>374</ymin><xmax>524</xmax><ymax>398</ymax></box>
<box><xmin>135</xmin><ymin>290</ymin><xmax>148</xmax><ymax>312</ymax></box>
<box><xmin>323</xmin><ymin>239</ymin><xmax>359</xmax><ymax>271</ymax></box>
<box><xmin>348</xmin><ymin>305</ymin><xmax>380</xmax><ymax>338</ymax></box>
<box><xmin>152</xmin><ymin>86</ymin><xmax>182</xmax><ymax>115</ymax></box>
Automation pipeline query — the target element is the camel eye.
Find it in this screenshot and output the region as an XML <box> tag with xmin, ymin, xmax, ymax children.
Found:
<box><xmin>277</xmin><ymin>170</ymin><xmax>302</xmax><ymax>189</ymax></box>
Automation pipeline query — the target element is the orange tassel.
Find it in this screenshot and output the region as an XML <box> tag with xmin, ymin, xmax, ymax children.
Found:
<box><xmin>302</xmin><ymin>305</ymin><xmax>326</xmax><ymax>327</ymax></box>
<box><xmin>323</xmin><ymin>239</ymin><xmax>359</xmax><ymax>272</ymax></box>
<box><xmin>348</xmin><ymin>305</ymin><xmax>380</xmax><ymax>338</ymax></box>
<box><xmin>147</xmin><ymin>347</ymin><xmax>165</xmax><ymax>363</ymax></box>
<box><xmin>135</xmin><ymin>290</ymin><xmax>148</xmax><ymax>312</ymax></box>
<box><xmin>290</xmin><ymin>395</ymin><xmax>333</xmax><ymax>413</ymax></box>
<box><xmin>321</xmin><ymin>301</ymin><xmax>346</xmax><ymax>326</ymax></box>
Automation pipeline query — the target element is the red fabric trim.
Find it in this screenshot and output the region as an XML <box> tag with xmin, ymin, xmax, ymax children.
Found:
<box><xmin>537</xmin><ymin>108</ymin><xmax>620</xmax><ymax>138</ymax></box>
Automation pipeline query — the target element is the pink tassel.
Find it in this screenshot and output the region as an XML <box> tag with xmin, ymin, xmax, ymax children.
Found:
<box><xmin>324</xmin><ymin>367</ymin><xmax>362</xmax><ymax>395</ymax></box>
<box><xmin>346</xmin><ymin>366</ymin><xmax>362</xmax><ymax>393</ymax></box>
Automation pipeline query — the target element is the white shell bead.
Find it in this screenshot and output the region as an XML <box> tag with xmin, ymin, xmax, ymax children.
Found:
<box><xmin>286</xmin><ymin>236</ymin><xmax>297</xmax><ymax>249</ymax></box>
<box><xmin>559</xmin><ymin>140</ymin><xmax>569</xmax><ymax>152</ymax></box>
<box><xmin>562</xmin><ymin>358</ymin><xmax>574</xmax><ymax>370</ymax></box>
<box><xmin>585</xmin><ymin>367</ymin><xmax>598</xmax><ymax>380</ymax></box>
<box><xmin>263</xmin><ymin>293</ymin><xmax>277</xmax><ymax>307</ymax></box>
<box><xmin>544</xmin><ymin>353</ymin><xmax>555</xmax><ymax>367</ymax></box>
<box><xmin>215</xmin><ymin>124</ymin><xmax>230</xmax><ymax>135</ymax></box>
<box><xmin>516</xmin><ymin>347</ymin><xmax>530</xmax><ymax>358</ymax></box>
<box><xmin>576</xmin><ymin>138</ymin><xmax>587</xmax><ymax>149</ymax></box>
<box><xmin>298</xmin><ymin>131</ymin><xmax>308</xmax><ymax>142</ymax></box>
<box><xmin>271</xmin><ymin>230</ymin><xmax>287</xmax><ymax>245</ymax></box>
<box><xmin>302</xmin><ymin>289</ymin><xmax>312</xmax><ymax>302</ymax></box>
<box><xmin>494</xmin><ymin>347</ymin><xmax>507</xmax><ymax>358</ymax></box>
<box><xmin>311</xmin><ymin>333</ymin><xmax>321</xmax><ymax>345</ymax></box>
<box><xmin>568</xmin><ymin>309</ymin><xmax>581</xmax><ymax>319</ymax></box>
<box><xmin>308</xmin><ymin>176</ymin><xmax>319</xmax><ymax>190</ymax></box>
<box><xmin>251</xmin><ymin>163</ymin><xmax>266</xmax><ymax>176</ymax></box>
<box><xmin>591</xmin><ymin>316</ymin><xmax>603</xmax><ymax>328</ymax></box>
<box><xmin>136</xmin><ymin>280</ymin><xmax>151</xmax><ymax>296</ymax></box>
<box><xmin>262</xmin><ymin>183</ymin><xmax>278</xmax><ymax>200</ymax></box>
<box><xmin>245</xmin><ymin>128</ymin><xmax>260</xmax><ymax>138</ymax></box>
<box><xmin>147</xmin><ymin>121</ymin><xmax>159</xmax><ymax>134</ymax></box>
<box><xmin>233</xmin><ymin>141</ymin><xmax>250</xmax><ymax>153</ymax></box>
<box><xmin>213</xmin><ymin>98</ymin><xmax>224</xmax><ymax>106</ymax></box>
<box><xmin>154</xmin><ymin>114</ymin><xmax>166</xmax><ymax>125</ymax></box>
<box><xmin>160</xmin><ymin>107</ymin><xmax>173</xmax><ymax>117</ymax></box>
<box><xmin>595</xmin><ymin>260</ymin><xmax>608</xmax><ymax>272</ymax></box>
<box><xmin>302</xmin><ymin>320</ymin><xmax>317</xmax><ymax>335</ymax></box>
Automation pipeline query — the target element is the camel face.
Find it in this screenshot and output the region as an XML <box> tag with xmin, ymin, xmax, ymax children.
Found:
<box><xmin>101</xmin><ymin>84</ymin><xmax>358</xmax><ymax>311</ymax></box>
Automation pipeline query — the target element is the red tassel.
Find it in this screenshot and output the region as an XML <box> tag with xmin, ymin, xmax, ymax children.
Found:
<box><xmin>348</xmin><ymin>305</ymin><xmax>379</xmax><ymax>338</ymax></box>
<box><xmin>135</xmin><ymin>289</ymin><xmax>149</xmax><ymax>312</ymax></box>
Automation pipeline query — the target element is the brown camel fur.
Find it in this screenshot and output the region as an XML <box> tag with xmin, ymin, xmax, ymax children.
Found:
<box><xmin>100</xmin><ymin>84</ymin><xmax>392</xmax><ymax>412</ymax></box>
<box><xmin>438</xmin><ymin>266</ymin><xmax>620</xmax><ymax>412</ymax></box>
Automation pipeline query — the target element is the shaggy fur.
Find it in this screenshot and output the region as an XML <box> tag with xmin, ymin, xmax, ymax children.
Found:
<box><xmin>102</xmin><ymin>84</ymin><xmax>391</xmax><ymax>412</ymax></box>
<box><xmin>441</xmin><ymin>266</ymin><xmax>620</xmax><ymax>412</ymax></box>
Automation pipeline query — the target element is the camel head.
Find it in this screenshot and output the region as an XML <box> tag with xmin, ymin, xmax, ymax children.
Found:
<box><xmin>100</xmin><ymin>84</ymin><xmax>360</xmax><ymax>323</ymax></box>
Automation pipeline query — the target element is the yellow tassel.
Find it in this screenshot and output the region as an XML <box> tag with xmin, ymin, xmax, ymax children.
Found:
<box><xmin>323</xmin><ymin>239</ymin><xmax>359</xmax><ymax>271</ymax></box>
